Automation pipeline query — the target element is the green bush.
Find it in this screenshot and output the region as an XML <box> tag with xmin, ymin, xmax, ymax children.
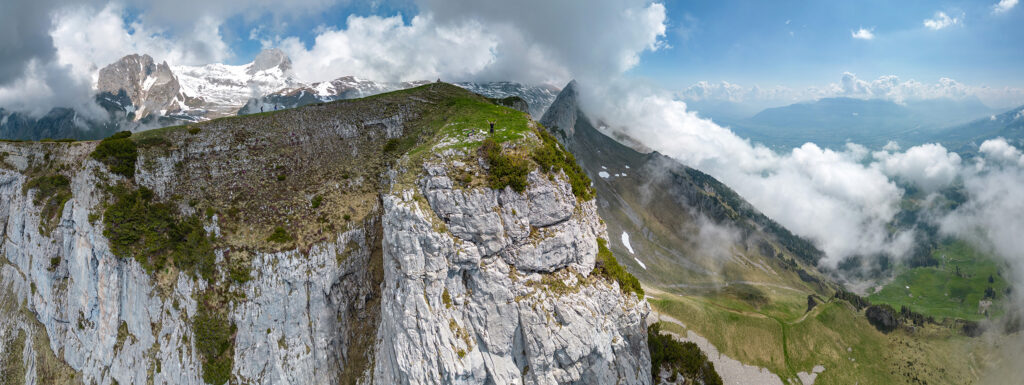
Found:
<box><xmin>594</xmin><ymin>238</ymin><xmax>644</xmax><ymax>298</ymax></box>
<box><xmin>24</xmin><ymin>174</ymin><xmax>72</xmax><ymax>232</ymax></box>
<box><xmin>194</xmin><ymin>297</ymin><xmax>235</xmax><ymax>385</ymax></box>
<box><xmin>480</xmin><ymin>138</ymin><xmax>530</xmax><ymax>193</ymax></box>
<box><xmin>267</xmin><ymin>226</ymin><xmax>292</xmax><ymax>243</ymax></box>
<box><xmin>383</xmin><ymin>136</ymin><xmax>417</xmax><ymax>155</ymax></box>
<box><xmin>103</xmin><ymin>185</ymin><xmax>215</xmax><ymax>280</ymax></box>
<box><xmin>311</xmin><ymin>195</ymin><xmax>323</xmax><ymax>209</ymax></box>
<box><xmin>136</xmin><ymin>136</ymin><xmax>170</xmax><ymax>148</ymax></box>
<box><xmin>532</xmin><ymin>127</ymin><xmax>593</xmax><ymax>200</ymax></box>
<box><xmin>228</xmin><ymin>262</ymin><xmax>251</xmax><ymax>283</ymax></box>
<box><xmin>442</xmin><ymin>288</ymin><xmax>453</xmax><ymax>309</ymax></box>
<box><xmin>91</xmin><ymin>131</ymin><xmax>138</xmax><ymax>177</ymax></box>
<box><xmin>648</xmin><ymin>322</ymin><xmax>722</xmax><ymax>385</ymax></box>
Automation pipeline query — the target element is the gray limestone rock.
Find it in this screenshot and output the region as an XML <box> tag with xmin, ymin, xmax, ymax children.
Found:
<box><xmin>0</xmin><ymin>117</ymin><xmax>650</xmax><ymax>385</ymax></box>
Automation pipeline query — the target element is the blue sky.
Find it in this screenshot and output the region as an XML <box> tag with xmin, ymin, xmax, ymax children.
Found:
<box><xmin>635</xmin><ymin>0</ymin><xmax>1024</xmax><ymax>89</ymax></box>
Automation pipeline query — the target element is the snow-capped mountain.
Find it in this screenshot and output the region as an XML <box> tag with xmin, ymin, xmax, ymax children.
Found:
<box><xmin>454</xmin><ymin>81</ymin><xmax>560</xmax><ymax>118</ymax></box>
<box><xmin>238</xmin><ymin>77</ymin><xmax>560</xmax><ymax>119</ymax></box>
<box><xmin>1</xmin><ymin>49</ymin><xmax>560</xmax><ymax>140</ymax></box>
<box><xmin>237</xmin><ymin>75</ymin><xmax>430</xmax><ymax>114</ymax></box>
<box><xmin>173</xmin><ymin>48</ymin><xmax>298</xmax><ymax>117</ymax></box>
<box><xmin>96</xmin><ymin>54</ymin><xmax>188</xmax><ymax>121</ymax></box>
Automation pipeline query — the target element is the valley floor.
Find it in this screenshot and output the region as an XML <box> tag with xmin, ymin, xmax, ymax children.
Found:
<box><xmin>645</xmin><ymin>285</ymin><xmax>1013</xmax><ymax>384</ymax></box>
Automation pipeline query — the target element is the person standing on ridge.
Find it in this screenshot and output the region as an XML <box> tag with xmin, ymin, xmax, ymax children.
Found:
<box><xmin>488</xmin><ymin>120</ymin><xmax>495</xmax><ymax>135</ymax></box>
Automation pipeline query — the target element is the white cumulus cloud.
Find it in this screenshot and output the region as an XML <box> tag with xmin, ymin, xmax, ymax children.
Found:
<box><xmin>851</xmin><ymin>27</ymin><xmax>875</xmax><ymax>40</ymax></box>
<box><xmin>993</xmin><ymin>0</ymin><xmax>1019</xmax><ymax>14</ymax></box>
<box><xmin>979</xmin><ymin>137</ymin><xmax>1024</xmax><ymax>166</ymax></box>
<box><xmin>873</xmin><ymin>143</ymin><xmax>962</xmax><ymax>192</ymax></box>
<box><xmin>923</xmin><ymin>11</ymin><xmax>961</xmax><ymax>30</ymax></box>
<box><xmin>279</xmin><ymin>14</ymin><xmax>501</xmax><ymax>83</ymax></box>
<box><xmin>280</xmin><ymin>0</ymin><xmax>668</xmax><ymax>85</ymax></box>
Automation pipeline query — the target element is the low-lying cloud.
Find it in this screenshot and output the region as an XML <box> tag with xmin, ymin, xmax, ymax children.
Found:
<box><xmin>581</xmin><ymin>81</ymin><xmax>914</xmax><ymax>267</ymax></box>
<box><xmin>681</xmin><ymin>72</ymin><xmax>1024</xmax><ymax>109</ymax></box>
<box><xmin>582</xmin><ymin>77</ymin><xmax>1024</xmax><ymax>278</ymax></box>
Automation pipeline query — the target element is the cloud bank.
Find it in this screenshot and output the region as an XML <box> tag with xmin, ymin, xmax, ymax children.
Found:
<box><xmin>584</xmin><ymin>77</ymin><xmax>1024</xmax><ymax>276</ymax></box>
<box><xmin>0</xmin><ymin>1</ymin><xmax>243</xmax><ymax>116</ymax></box>
<box><xmin>0</xmin><ymin>0</ymin><xmax>667</xmax><ymax>114</ymax></box>
<box><xmin>275</xmin><ymin>0</ymin><xmax>667</xmax><ymax>84</ymax></box>
<box><xmin>583</xmin><ymin>82</ymin><xmax>914</xmax><ymax>266</ymax></box>
<box><xmin>681</xmin><ymin>72</ymin><xmax>1024</xmax><ymax>108</ymax></box>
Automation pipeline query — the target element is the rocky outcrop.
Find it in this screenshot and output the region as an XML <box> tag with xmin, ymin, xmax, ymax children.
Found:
<box><xmin>456</xmin><ymin>82</ymin><xmax>560</xmax><ymax>119</ymax></box>
<box><xmin>247</xmin><ymin>49</ymin><xmax>292</xmax><ymax>75</ymax></box>
<box><xmin>97</xmin><ymin>54</ymin><xmax>185</xmax><ymax>121</ymax></box>
<box><xmin>373</xmin><ymin>150</ymin><xmax>649</xmax><ymax>385</ymax></box>
<box><xmin>0</xmin><ymin>85</ymin><xmax>652</xmax><ymax>385</ymax></box>
<box><xmin>539</xmin><ymin>80</ymin><xmax>579</xmax><ymax>141</ymax></box>
<box><xmin>0</xmin><ymin>142</ymin><xmax>383</xmax><ymax>385</ymax></box>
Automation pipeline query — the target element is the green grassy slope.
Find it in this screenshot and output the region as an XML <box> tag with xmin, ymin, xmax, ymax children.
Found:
<box><xmin>869</xmin><ymin>241</ymin><xmax>1010</xmax><ymax>321</ymax></box>
<box><xmin>650</xmin><ymin>287</ymin><xmax>989</xmax><ymax>384</ymax></box>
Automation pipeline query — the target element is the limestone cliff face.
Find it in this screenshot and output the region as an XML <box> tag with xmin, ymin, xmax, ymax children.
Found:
<box><xmin>373</xmin><ymin>158</ymin><xmax>649</xmax><ymax>385</ymax></box>
<box><xmin>0</xmin><ymin>84</ymin><xmax>650</xmax><ymax>385</ymax></box>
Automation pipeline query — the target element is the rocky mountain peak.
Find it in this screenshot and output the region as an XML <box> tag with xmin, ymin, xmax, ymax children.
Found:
<box><xmin>540</xmin><ymin>79</ymin><xmax>580</xmax><ymax>141</ymax></box>
<box><xmin>248</xmin><ymin>48</ymin><xmax>292</xmax><ymax>75</ymax></box>
<box><xmin>97</xmin><ymin>53</ymin><xmax>183</xmax><ymax>121</ymax></box>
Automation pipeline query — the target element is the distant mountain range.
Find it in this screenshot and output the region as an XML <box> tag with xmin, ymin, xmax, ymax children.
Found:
<box><xmin>0</xmin><ymin>50</ymin><xmax>559</xmax><ymax>140</ymax></box>
<box><xmin>709</xmin><ymin>97</ymin><xmax>1000</xmax><ymax>151</ymax></box>
<box><xmin>916</xmin><ymin>105</ymin><xmax>1024</xmax><ymax>153</ymax></box>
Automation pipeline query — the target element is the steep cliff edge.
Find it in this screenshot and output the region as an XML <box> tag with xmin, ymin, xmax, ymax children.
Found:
<box><xmin>0</xmin><ymin>83</ymin><xmax>649</xmax><ymax>384</ymax></box>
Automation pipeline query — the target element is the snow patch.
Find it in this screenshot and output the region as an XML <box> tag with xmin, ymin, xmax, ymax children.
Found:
<box><xmin>598</xmin><ymin>171</ymin><xmax>610</xmax><ymax>179</ymax></box>
<box><xmin>142</xmin><ymin>75</ymin><xmax>158</xmax><ymax>91</ymax></box>
<box><xmin>633</xmin><ymin>257</ymin><xmax>647</xmax><ymax>270</ymax></box>
<box><xmin>621</xmin><ymin>232</ymin><xmax>635</xmax><ymax>254</ymax></box>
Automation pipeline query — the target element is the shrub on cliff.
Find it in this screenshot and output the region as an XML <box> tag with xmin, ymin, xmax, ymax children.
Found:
<box><xmin>91</xmin><ymin>131</ymin><xmax>137</xmax><ymax>178</ymax></box>
<box><xmin>532</xmin><ymin>126</ymin><xmax>593</xmax><ymax>200</ymax></box>
<box><xmin>480</xmin><ymin>138</ymin><xmax>530</xmax><ymax>193</ymax></box>
<box><xmin>24</xmin><ymin>174</ymin><xmax>72</xmax><ymax>233</ymax></box>
<box><xmin>594</xmin><ymin>238</ymin><xmax>644</xmax><ymax>298</ymax></box>
<box><xmin>103</xmin><ymin>185</ymin><xmax>215</xmax><ymax>280</ymax></box>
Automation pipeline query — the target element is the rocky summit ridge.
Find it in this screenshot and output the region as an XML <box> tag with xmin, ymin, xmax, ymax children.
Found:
<box><xmin>0</xmin><ymin>83</ymin><xmax>651</xmax><ymax>385</ymax></box>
